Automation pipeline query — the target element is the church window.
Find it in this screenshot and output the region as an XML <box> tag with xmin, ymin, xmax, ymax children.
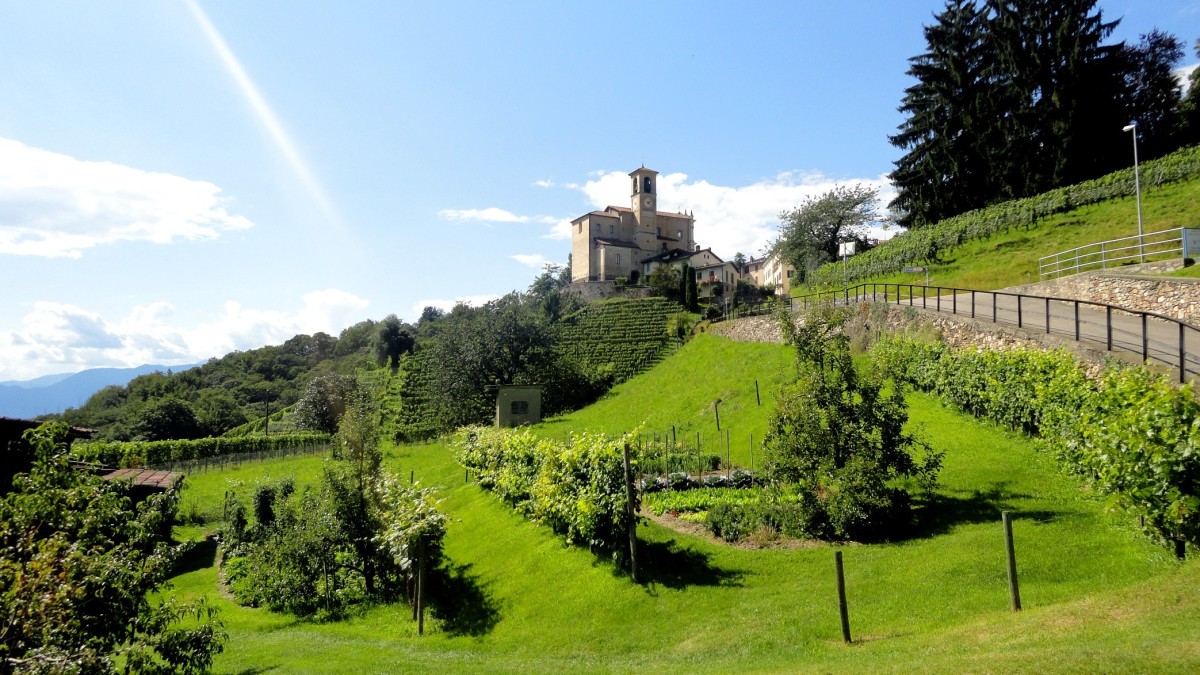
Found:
<box><xmin>577</xmin><ymin>223</ymin><xmax>582</xmax><ymax>234</ymax></box>
<box><xmin>643</xmin><ymin>176</ymin><xmax>652</xmax><ymax>193</ymax></box>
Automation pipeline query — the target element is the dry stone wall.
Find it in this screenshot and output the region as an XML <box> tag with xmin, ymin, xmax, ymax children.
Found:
<box><xmin>710</xmin><ymin>302</ymin><xmax>1123</xmax><ymax>379</ymax></box>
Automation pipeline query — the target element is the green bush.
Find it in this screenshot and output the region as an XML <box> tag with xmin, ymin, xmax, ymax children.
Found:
<box><xmin>453</xmin><ymin>426</ymin><xmax>638</xmax><ymax>557</ymax></box>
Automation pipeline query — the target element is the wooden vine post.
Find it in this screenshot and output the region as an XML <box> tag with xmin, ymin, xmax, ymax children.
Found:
<box><xmin>835</xmin><ymin>550</ymin><xmax>852</xmax><ymax>644</ymax></box>
<box><xmin>1002</xmin><ymin>511</ymin><xmax>1022</xmax><ymax>611</ymax></box>
<box><xmin>417</xmin><ymin>538</ymin><xmax>426</xmax><ymax>635</ymax></box>
<box><xmin>622</xmin><ymin>443</ymin><xmax>639</xmax><ymax>583</ymax></box>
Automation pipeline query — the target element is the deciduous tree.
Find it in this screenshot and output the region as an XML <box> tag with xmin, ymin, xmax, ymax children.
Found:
<box><xmin>776</xmin><ymin>185</ymin><xmax>881</xmax><ymax>283</ymax></box>
<box><xmin>0</xmin><ymin>424</ymin><xmax>225</xmax><ymax>672</ymax></box>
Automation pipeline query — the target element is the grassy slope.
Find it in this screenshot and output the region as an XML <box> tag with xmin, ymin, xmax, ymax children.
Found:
<box><xmin>805</xmin><ymin>178</ymin><xmax>1200</xmax><ymax>293</ymax></box>
<box><xmin>171</xmin><ymin>336</ymin><xmax>1200</xmax><ymax>673</ymax></box>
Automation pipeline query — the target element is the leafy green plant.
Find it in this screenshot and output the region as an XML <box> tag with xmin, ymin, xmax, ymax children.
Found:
<box><xmin>760</xmin><ymin>307</ymin><xmax>941</xmax><ymax>542</ymax></box>
<box><xmin>453</xmin><ymin>426</ymin><xmax>639</xmax><ymax>558</ymax></box>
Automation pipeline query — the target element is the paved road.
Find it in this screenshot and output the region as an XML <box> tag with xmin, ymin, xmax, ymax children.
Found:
<box><xmin>823</xmin><ymin>287</ymin><xmax>1200</xmax><ymax>382</ymax></box>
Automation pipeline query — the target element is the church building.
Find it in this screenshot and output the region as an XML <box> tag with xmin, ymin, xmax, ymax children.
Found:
<box><xmin>570</xmin><ymin>167</ymin><xmax>698</xmax><ymax>283</ymax></box>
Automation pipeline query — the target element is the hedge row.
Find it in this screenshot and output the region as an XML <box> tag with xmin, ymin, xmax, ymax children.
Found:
<box><xmin>810</xmin><ymin>144</ymin><xmax>1200</xmax><ymax>287</ymax></box>
<box><xmin>452</xmin><ymin>426</ymin><xmax>637</xmax><ymax>556</ymax></box>
<box><xmin>72</xmin><ymin>432</ymin><xmax>331</xmax><ymax>468</ymax></box>
<box><xmin>871</xmin><ymin>336</ymin><xmax>1198</xmax><ymax>553</ymax></box>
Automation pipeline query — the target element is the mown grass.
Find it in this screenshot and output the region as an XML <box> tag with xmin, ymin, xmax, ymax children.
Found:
<box><xmin>800</xmin><ymin>178</ymin><xmax>1200</xmax><ymax>294</ymax></box>
<box><xmin>168</xmin><ymin>335</ymin><xmax>1200</xmax><ymax>673</ymax></box>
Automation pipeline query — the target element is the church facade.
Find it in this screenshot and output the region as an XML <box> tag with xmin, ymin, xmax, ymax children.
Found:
<box><xmin>570</xmin><ymin>167</ymin><xmax>698</xmax><ymax>283</ymax></box>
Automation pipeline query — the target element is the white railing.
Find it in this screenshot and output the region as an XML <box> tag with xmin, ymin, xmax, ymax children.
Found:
<box><xmin>1038</xmin><ymin>227</ymin><xmax>1200</xmax><ymax>280</ymax></box>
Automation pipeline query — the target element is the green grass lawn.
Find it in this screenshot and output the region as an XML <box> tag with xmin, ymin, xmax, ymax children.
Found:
<box><xmin>797</xmin><ymin>178</ymin><xmax>1200</xmax><ymax>294</ymax></box>
<box><xmin>168</xmin><ymin>335</ymin><xmax>1200</xmax><ymax>673</ymax></box>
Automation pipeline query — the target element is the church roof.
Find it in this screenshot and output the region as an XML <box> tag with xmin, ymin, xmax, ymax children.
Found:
<box><xmin>593</xmin><ymin>237</ymin><xmax>640</xmax><ymax>249</ymax></box>
<box><xmin>640</xmin><ymin>247</ymin><xmax>696</xmax><ymax>264</ymax></box>
<box><xmin>603</xmin><ymin>205</ymin><xmax>693</xmax><ymax>219</ymax></box>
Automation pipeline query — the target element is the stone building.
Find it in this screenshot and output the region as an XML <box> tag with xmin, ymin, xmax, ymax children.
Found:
<box><xmin>570</xmin><ymin>167</ymin><xmax>697</xmax><ymax>283</ymax></box>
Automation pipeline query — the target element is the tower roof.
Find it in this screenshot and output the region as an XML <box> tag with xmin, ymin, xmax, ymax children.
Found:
<box><xmin>628</xmin><ymin>166</ymin><xmax>658</xmax><ymax>176</ymax></box>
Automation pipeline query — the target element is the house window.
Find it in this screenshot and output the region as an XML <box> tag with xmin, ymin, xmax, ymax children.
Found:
<box><xmin>511</xmin><ymin>400</ymin><xmax>529</xmax><ymax>415</ymax></box>
<box><xmin>609</xmin><ymin>224</ymin><xmax>614</xmax><ymax>235</ymax></box>
<box><xmin>615</xmin><ymin>253</ymin><xmax>621</xmax><ymax>264</ymax></box>
<box><xmin>676</xmin><ymin>230</ymin><xmax>681</xmax><ymax>238</ymax></box>
<box><xmin>696</xmin><ymin>271</ymin><xmax>701</xmax><ymax>280</ymax></box>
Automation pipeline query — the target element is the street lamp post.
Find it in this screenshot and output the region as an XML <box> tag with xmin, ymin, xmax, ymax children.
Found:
<box><xmin>1123</xmin><ymin>122</ymin><xmax>1144</xmax><ymax>263</ymax></box>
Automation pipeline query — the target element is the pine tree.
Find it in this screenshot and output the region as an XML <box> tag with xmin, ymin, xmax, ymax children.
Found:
<box><xmin>889</xmin><ymin>0</ymin><xmax>993</xmax><ymax>228</ymax></box>
<box><xmin>988</xmin><ymin>0</ymin><xmax>1123</xmax><ymax>189</ymax></box>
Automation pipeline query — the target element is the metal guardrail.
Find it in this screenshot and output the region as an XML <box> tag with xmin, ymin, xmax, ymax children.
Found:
<box><xmin>1038</xmin><ymin>227</ymin><xmax>1199</xmax><ymax>279</ymax></box>
<box><xmin>794</xmin><ymin>283</ymin><xmax>1200</xmax><ymax>384</ymax></box>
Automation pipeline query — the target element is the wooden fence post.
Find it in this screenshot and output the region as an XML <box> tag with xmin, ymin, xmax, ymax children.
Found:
<box><xmin>835</xmin><ymin>550</ymin><xmax>852</xmax><ymax>644</ymax></box>
<box><xmin>417</xmin><ymin>539</ymin><xmax>426</xmax><ymax>635</ymax></box>
<box><xmin>622</xmin><ymin>443</ymin><xmax>639</xmax><ymax>583</ymax></box>
<box><xmin>1003</xmin><ymin>511</ymin><xmax>1022</xmax><ymax>611</ymax></box>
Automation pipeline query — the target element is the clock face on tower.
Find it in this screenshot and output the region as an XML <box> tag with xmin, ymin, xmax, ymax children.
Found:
<box><xmin>643</xmin><ymin>196</ymin><xmax>654</xmax><ymax>209</ymax></box>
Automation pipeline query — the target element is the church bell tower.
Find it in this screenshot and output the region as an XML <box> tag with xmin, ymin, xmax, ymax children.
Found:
<box><xmin>630</xmin><ymin>166</ymin><xmax>658</xmax><ymax>252</ymax></box>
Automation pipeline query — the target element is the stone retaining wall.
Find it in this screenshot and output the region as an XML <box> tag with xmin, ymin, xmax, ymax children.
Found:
<box><xmin>709</xmin><ymin>303</ymin><xmax>1125</xmax><ymax>379</ymax></box>
<box><xmin>563</xmin><ymin>281</ymin><xmax>653</xmax><ymax>302</ymax></box>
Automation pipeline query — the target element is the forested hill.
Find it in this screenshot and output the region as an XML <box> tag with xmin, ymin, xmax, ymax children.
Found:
<box><xmin>54</xmin><ymin>319</ymin><xmax>382</xmax><ymax>441</ymax></box>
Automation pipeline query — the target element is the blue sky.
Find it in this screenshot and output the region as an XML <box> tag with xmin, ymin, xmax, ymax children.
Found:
<box><xmin>2</xmin><ymin>1</ymin><xmax>1198</xmax><ymax>380</ymax></box>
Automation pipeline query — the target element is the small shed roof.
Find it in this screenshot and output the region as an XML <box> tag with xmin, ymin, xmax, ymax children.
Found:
<box><xmin>103</xmin><ymin>468</ymin><xmax>183</xmax><ymax>491</ymax></box>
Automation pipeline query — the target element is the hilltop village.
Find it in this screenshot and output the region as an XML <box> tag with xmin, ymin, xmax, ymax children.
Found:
<box><xmin>570</xmin><ymin>166</ymin><xmax>795</xmax><ymax>295</ymax></box>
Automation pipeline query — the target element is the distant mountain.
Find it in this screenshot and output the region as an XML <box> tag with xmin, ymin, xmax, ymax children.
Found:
<box><xmin>0</xmin><ymin>363</ymin><xmax>201</xmax><ymax>419</ymax></box>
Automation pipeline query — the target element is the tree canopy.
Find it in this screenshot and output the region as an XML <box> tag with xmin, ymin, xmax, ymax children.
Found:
<box><xmin>890</xmin><ymin>0</ymin><xmax>1187</xmax><ymax>229</ymax></box>
<box><xmin>775</xmin><ymin>185</ymin><xmax>882</xmax><ymax>283</ymax></box>
<box><xmin>1</xmin><ymin>424</ymin><xmax>226</xmax><ymax>672</ymax></box>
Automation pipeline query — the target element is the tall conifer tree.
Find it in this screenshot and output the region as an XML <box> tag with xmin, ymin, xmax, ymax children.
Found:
<box><xmin>889</xmin><ymin>0</ymin><xmax>991</xmax><ymax>229</ymax></box>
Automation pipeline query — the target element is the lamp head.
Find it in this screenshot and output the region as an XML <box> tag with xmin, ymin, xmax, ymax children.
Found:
<box><xmin>1122</xmin><ymin>123</ymin><xmax>1136</xmax><ymax>132</ymax></box>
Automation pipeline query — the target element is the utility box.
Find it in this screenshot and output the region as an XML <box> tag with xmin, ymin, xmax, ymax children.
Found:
<box><xmin>494</xmin><ymin>385</ymin><xmax>542</xmax><ymax>428</ymax></box>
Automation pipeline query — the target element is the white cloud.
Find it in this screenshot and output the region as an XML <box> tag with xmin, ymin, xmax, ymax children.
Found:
<box><xmin>0</xmin><ymin>289</ymin><xmax>370</xmax><ymax>381</ymax></box>
<box><xmin>1176</xmin><ymin>63</ymin><xmax>1198</xmax><ymax>92</ymax></box>
<box><xmin>565</xmin><ymin>169</ymin><xmax>896</xmax><ymax>258</ymax></box>
<box><xmin>542</xmin><ymin>217</ymin><xmax>574</xmax><ymax>240</ymax></box>
<box><xmin>438</xmin><ymin>207</ymin><xmax>529</xmax><ymax>223</ymax></box>
<box><xmin>410</xmin><ymin>294</ymin><xmax>499</xmax><ymax>319</ymax></box>
<box><xmin>437</xmin><ymin>207</ymin><xmax>559</xmax><ymax>226</ymax></box>
<box><xmin>0</xmin><ymin>137</ymin><xmax>252</xmax><ymax>258</ymax></box>
<box><xmin>533</xmin><ymin>179</ymin><xmax>555</xmax><ymax>188</ymax></box>
<box><xmin>510</xmin><ymin>253</ymin><xmax>556</xmax><ymax>269</ymax></box>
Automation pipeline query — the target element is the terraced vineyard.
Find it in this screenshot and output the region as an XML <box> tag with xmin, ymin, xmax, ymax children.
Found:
<box><xmin>557</xmin><ymin>297</ymin><xmax>687</xmax><ymax>386</ymax></box>
<box><xmin>387</xmin><ymin>350</ymin><xmax>442</xmax><ymax>441</ymax></box>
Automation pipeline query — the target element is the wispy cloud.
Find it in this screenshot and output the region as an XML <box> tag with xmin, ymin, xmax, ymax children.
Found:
<box><xmin>438</xmin><ymin>207</ymin><xmax>530</xmax><ymax>223</ymax></box>
<box><xmin>0</xmin><ymin>138</ymin><xmax>252</xmax><ymax>258</ymax></box>
<box><xmin>0</xmin><ymin>289</ymin><xmax>370</xmax><ymax>381</ymax></box>
<box><xmin>437</xmin><ymin>207</ymin><xmax>558</xmax><ymax>225</ymax></box>
<box><xmin>510</xmin><ymin>253</ymin><xmax>560</xmax><ymax>269</ymax></box>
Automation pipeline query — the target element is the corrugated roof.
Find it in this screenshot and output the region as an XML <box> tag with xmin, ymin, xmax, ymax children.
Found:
<box><xmin>103</xmin><ymin>468</ymin><xmax>183</xmax><ymax>490</ymax></box>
